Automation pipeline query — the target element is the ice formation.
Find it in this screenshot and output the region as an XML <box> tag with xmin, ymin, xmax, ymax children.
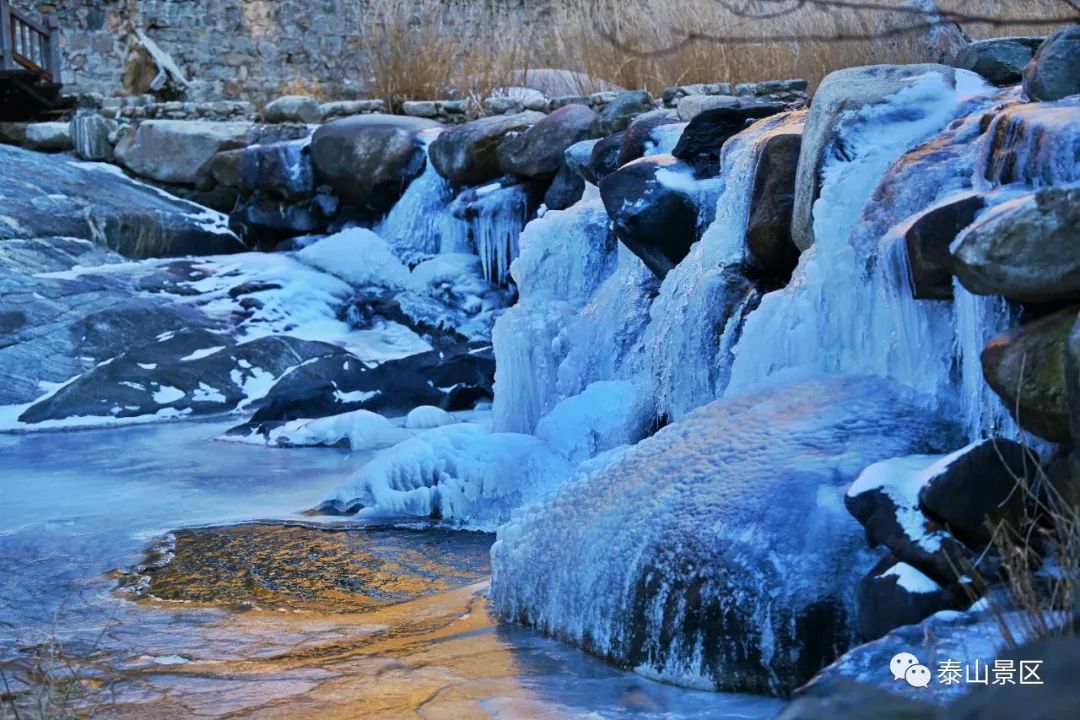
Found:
<box><xmin>257</xmin><ymin>409</ymin><xmax>414</xmax><ymax>450</ymax></box>
<box><xmin>491</xmin><ymin>375</ymin><xmax>955</xmax><ymax>694</ymax></box>
<box><xmin>295</xmin><ymin>227</ymin><xmax>412</xmax><ymax>290</ymax></box>
<box><xmin>322</xmin><ymin>423</ymin><xmax>572</xmax><ymax>530</ymax></box>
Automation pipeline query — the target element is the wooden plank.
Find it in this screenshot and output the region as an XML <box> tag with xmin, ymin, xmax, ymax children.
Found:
<box><xmin>10</xmin><ymin>6</ymin><xmax>47</xmax><ymax>37</ymax></box>
<box><xmin>0</xmin><ymin>0</ymin><xmax>13</xmax><ymax>71</ymax></box>
<box><xmin>45</xmin><ymin>14</ymin><xmax>59</xmax><ymax>81</ymax></box>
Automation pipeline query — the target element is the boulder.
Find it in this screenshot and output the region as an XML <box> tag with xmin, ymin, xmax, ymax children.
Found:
<box><xmin>0</xmin><ymin>121</ymin><xmax>27</xmax><ymax>145</ymax></box>
<box><xmin>0</xmin><ymin>144</ymin><xmax>242</xmax><ymax>258</ymax></box>
<box><xmin>982</xmin><ymin>101</ymin><xmax>1080</xmax><ymax>187</ymax></box>
<box><xmin>746</xmin><ymin>112</ymin><xmax>805</xmax><ymax>284</ymax></box>
<box><xmin>595</xmin><ymin>90</ymin><xmax>654</xmax><ymax>135</ymax></box>
<box><xmin>904</xmin><ymin>193</ymin><xmax>986</xmax><ymax>300</ymax></box>
<box><xmin>846</xmin><ymin>455</ymin><xmax>975</xmax><ymax>586</ymax></box>
<box><xmin>952</xmin><ymin>187</ymin><xmax>1080</xmax><ymax>304</ymax></box>
<box><xmin>952</xmin><ymin>37</ymin><xmax>1044</xmax><ymax>85</ymax></box>
<box><xmin>673</xmin><ymin>102</ymin><xmax>785</xmax><ymax>175</ymax></box>
<box><xmin>598</xmin><ymin>155</ymin><xmax>701</xmax><ymax>279</ymax></box>
<box><xmin>618</xmin><ymin>109</ymin><xmax>684</xmax><ymax>165</ymax></box>
<box><xmin>309</xmin><ymin>114</ymin><xmax>439</xmax><ymax>215</ymax></box>
<box><xmin>1023</xmin><ymin>26</ymin><xmax>1080</xmax><ymax>101</ymax></box>
<box><xmin>676</xmin><ymin>94</ymin><xmax>742</xmax><ymax>121</ymax></box>
<box><xmin>918</xmin><ymin>438</ymin><xmax>1033</xmax><ymax>548</ymax></box>
<box><xmin>587</xmin><ymin>132</ymin><xmax>625</xmax><ymax>183</ymax></box>
<box><xmin>792</xmin><ymin>64</ymin><xmax>957</xmax><ymax>251</ymax></box>
<box><xmin>23</xmin><ymin>122</ymin><xmax>73</xmax><ymax>152</ymax></box>
<box><xmin>564</xmin><ymin>138</ymin><xmax>600</xmax><ymax>184</ymax></box>
<box><xmin>491</xmin><ymin>375</ymin><xmax>957</xmax><ymax>695</ymax></box>
<box><xmin>319</xmin><ymin>99</ymin><xmax>385</xmax><ymax>119</ymax></box>
<box><xmin>69</xmin><ymin>113</ymin><xmax>115</xmax><ymax>161</ymax></box>
<box><xmin>114</xmin><ymin>120</ymin><xmax>254</xmax><ymax>185</ymax></box>
<box><xmin>498</xmin><ymin>104</ymin><xmax>600</xmax><ymax>179</ymax></box>
<box><xmin>663</xmin><ymin>82</ymin><xmax>735</xmax><ymax>107</ymax></box>
<box><xmin>428</xmin><ymin>111</ymin><xmax>544</xmax><ymax>186</ymax></box>
<box><xmin>263</xmin><ymin>95</ymin><xmax>323</xmax><ymax>124</ymax></box>
<box><xmin>857</xmin><ymin>558</ymin><xmax>968</xmax><ymax>641</ymax></box>
<box><xmin>982</xmin><ymin>307</ymin><xmax>1078</xmax><ymax>444</ymax></box>
<box><xmin>543</xmin><ymin>161</ymin><xmax>585</xmax><ymax>211</ymax></box>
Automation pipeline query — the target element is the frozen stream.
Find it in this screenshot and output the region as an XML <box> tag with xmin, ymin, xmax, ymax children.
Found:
<box><xmin>0</xmin><ymin>420</ymin><xmax>781</xmax><ymax>718</ymax></box>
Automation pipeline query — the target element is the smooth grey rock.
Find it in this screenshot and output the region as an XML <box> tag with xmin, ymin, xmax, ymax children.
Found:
<box><xmin>904</xmin><ymin>193</ymin><xmax>985</xmax><ymax>300</ymax></box>
<box><xmin>952</xmin><ymin>37</ymin><xmax>1044</xmax><ymax>85</ymax></box>
<box><xmin>24</xmin><ymin>122</ymin><xmax>73</xmax><ymax>152</ymax></box>
<box><xmin>595</xmin><ymin>90</ymin><xmax>654</xmax><ymax>135</ymax></box>
<box><xmin>1023</xmin><ymin>26</ymin><xmax>1080</xmax><ymax>101</ymax></box>
<box><xmin>676</xmin><ymin>94</ymin><xmax>742</xmax><ymax>121</ymax></box>
<box><xmin>114</xmin><ymin>120</ymin><xmax>254</xmax><ymax>185</ymax></box>
<box><xmin>263</xmin><ymin>95</ymin><xmax>323</xmax><ymax>124</ymax></box>
<box><xmin>428</xmin><ymin>112</ymin><xmax>544</xmax><ymax>186</ymax></box>
<box><xmin>69</xmin><ymin>113</ymin><xmax>115</xmax><ymax>161</ymax></box>
<box><xmin>498</xmin><ymin>104</ymin><xmax>600</xmax><ymax>179</ymax></box>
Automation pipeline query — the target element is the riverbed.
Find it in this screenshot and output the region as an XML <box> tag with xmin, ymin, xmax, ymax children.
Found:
<box><xmin>0</xmin><ymin>420</ymin><xmax>782</xmax><ymax>718</ymax></box>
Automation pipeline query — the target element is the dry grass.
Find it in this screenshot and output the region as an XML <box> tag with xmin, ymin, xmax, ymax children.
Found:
<box><xmin>359</xmin><ymin>0</ymin><xmax>1078</xmax><ymax>103</ymax></box>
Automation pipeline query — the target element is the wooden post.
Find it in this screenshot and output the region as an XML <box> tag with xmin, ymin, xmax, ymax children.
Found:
<box><xmin>0</xmin><ymin>0</ymin><xmax>15</xmax><ymax>71</ymax></box>
<box><xmin>46</xmin><ymin>14</ymin><xmax>60</xmax><ymax>82</ymax></box>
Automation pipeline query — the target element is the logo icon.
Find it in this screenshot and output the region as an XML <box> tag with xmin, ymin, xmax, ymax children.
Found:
<box><xmin>905</xmin><ymin>663</ymin><xmax>932</xmax><ymax>688</ymax></box>
<box><xmin>890</xmin><ymin>652</ymin><xmax>919</xmax><ymax>681</ymax></box>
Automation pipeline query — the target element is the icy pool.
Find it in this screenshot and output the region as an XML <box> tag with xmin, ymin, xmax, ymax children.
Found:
<box><xmin>0</xmin><ymin>420</ymin><xmax>783</xmax><ymax>718</ymax></box>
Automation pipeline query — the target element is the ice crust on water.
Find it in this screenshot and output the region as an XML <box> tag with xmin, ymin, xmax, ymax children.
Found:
<box><xmin>491</xmin><ymin>374</ymin><xmax>952</xmax><ymax>694</ymax></box>
<box><xmin>323</xmin><ymin>423</ymin><xmax>572</xmax><ymax>530</ymax></box>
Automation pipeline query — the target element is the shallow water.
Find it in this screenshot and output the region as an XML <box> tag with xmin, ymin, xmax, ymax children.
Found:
<box><xmin>0</xmin><ymin>420</ymin><xmax>782</xmax><ymax>718</ymax></box>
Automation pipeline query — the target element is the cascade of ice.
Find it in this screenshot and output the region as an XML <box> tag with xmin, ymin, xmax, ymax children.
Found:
<box><xmin>641</xmin><ymin>114</ymin><xmax>802</xmax><ymax>420</ymax></box>
<box><xmin>465</xmin><ymin>183</ymin><xmax>531</xmax><ymax>287</ymax></box>
<box><xmin>979</xmin><ymin>98</ymin><xmax>1080</xmax><ymax>188</ymax></box>
<box><xmin>726</xmin><ymin>71</ymin><xmax>1017</xmax><ymax>439</ymax></box>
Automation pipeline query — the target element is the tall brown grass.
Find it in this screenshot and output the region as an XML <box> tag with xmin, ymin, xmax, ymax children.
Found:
<box><xmin>359</xmin><ymin>0</ymin><xmax>1077</xmax><ymax>106</ymax></box>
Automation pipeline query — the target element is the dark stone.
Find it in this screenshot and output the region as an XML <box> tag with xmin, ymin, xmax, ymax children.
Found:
<box><xmin>745</xmin><ymin>113</ymin><xmax>804</xmax><ymax>285</ymax></box>
<box><xmin>857</xmin><ymin>555</ymin><xmax>970</xmax><ymax>641</ymax></box>
<box><xmin>595</xmin><ymin>90</ymin><xmax>655</xmax><ymax>135</ymax></box>
<box><xmin>952</xmin><ymin>37</ymin><xmax>1044</xmax><ymax>85</ymax></box>
<box><xmin>543</xmin><ymin>160</ymin><xmax>586</xmax><ymax>211</ymax></box>
<box><xmin>498</xmin><ymin>104</ymin><xmax>601</xmax><ymax>179</ymax></box>
<box><xmin>588</xmin><ymin>132</ymin><xmax>625</xmax><ymax>183</ymax></box>
<box><xmin>428</xmin><ymin>111</ymin><xmax>544</xmax><ymax>186</ymax></box>
<box><xmin>982</xmin><ymin>308</ymin><xmax>1078</xmax><ymax>444</ymax></box>
<box><xmin>0</xmin><ymin>144</ymin><xmax>243</xmax><ymax>258</ymax></box>
<box><xmin>309</xmin><ymin>114</ymin><xmax>439</xmax><ymax>215</ymax></box>
<box><xmin>918</xmin><ymin>438</ymin><xmax>1034</xmax><ymax>548</ymax></box>
<box><xmin>904</xmin><ymin>193</ymin><xmax>985</xmax><ymax>300</ymax></box>
<box><xmin>618</xmin><ymin>109</ymin><xmax>683</xmax><ymax>166</ymax></box>
<box><xmin>673</xmin><ymin>102</ymin><xmax>785</xmax><ymax>175</ymax></box>
<box><xmin>598</xmin><ymin>155</ymin><xmax>700</xmax><ymax>279</ymax></box>
<box><xmin>1023</xmin><ymin>26</ymin><xmax>1080</xmax><ymax>101</ymax></box>
<box><xmin>564</xmin><ymin>138</ymin><xmax>600</xmax><ymax>184</ymax></box>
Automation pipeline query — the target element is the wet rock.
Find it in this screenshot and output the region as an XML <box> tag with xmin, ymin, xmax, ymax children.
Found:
<box><xmin>777</xmin><ymin>681</ymin><xmax>940</xmax><ymax>720</ymax></box>
<box><xmin>982</xmin><ymin>307</ymin><xmax>1078</xmax><ymax>444</ymax></box>
<box><xmin>564</xmin><ymin>138</ymin><xmax>600</xmax><ymax>184</ymax></box>
<box><xmin>793</xmin><ymin>64</ymin><xmax>957</xmax><ymax>251</ymax></box>
<box><xmin>310</xmin><ymin>114</ymin><xmax>439</xmax><ymax>215</ymax></box>
<box><xmin>584</xmin><ymin>132</ymin><xmax>626</xmax><ymax>184</ymax></box>
<box><xmin>0</xmin><ymin>144</ymin><xmax>242</xmax><ymax>258</ymax></box>
<box><xmin>23</xmin><ymin>121</ymin><xmax>73</xmax><ymax>152</ymax></box>
<box><xmin>114</xmin><ymin>120</ymin><xmax>254</xmax><ymax>185</ymax></box>
<box><xmin>746</xmin><ymin>112</ymin><xmax>805</xmax><ymax>284</ymax></box>
<box><xmin>599</xmin><ymin>155</ymin><xmax>701</xmax><ymax>279</ymax></box>
<box><xmin>673</xmin><ymin>101</ymin><xmax>785</xmax><ymax>175</ymax></box>
<box><xmin>498</xmin><ymin>104</ymin><xmax>600</xmax><ymax>179</ymax></box>
<box><xmin>982</xmin><ymin>101</ymin><xmax>1080</xmax><ymax>187</ymax></box>
<box><xmin>69</xmin><ymin>112</ymin><xmax>115</xmax><ymax>161</ymax></box>
<box><xmin>952</xmin><ymin>187</ymin><xmax>1080</xmax><ymax>304</ymax></box>
<box><xmin>428</xmin><ymin>111</ymin><xmax>544</xmax><ymax>186</ymax></box>
<box><xmin>543</xmin><ymin>160</ymin><xmax>586</xmax><ymax>211</ymax></box>
<box><xmin>263</xmin><ymin>94</ymin><xmax>323</xmax><ymax>124</ymax></box>
<box><xmin>595</xmin><ymin>90</ymin><xmax>654</xmax><ymax>135</ymax></box>
<box><xmin>619</xmin><ymin>109</ymin><xmax>684</xmax><ymax>165</ymax></box>
<box><xmin>904</xmin><ymin>193</ymin><xmax>986</xmax><ymax>300</ymax></box>
<box><xmin>918</xmin><ymin>438</ymin><xmax>1033</xmax><ymax>548</ymax></box>
<box><xmin>858</xmin><ymin>557</ymin><xmax>968</xmax><ymax>641</ymax></box>
<box><xmin>1023</xmin><ymin>26</ymin><xmax>1080</xmax><ymax>101</ymax></box>
<box><xmin>952</xmin><ymin>37</ymin><xmax>1043</xmax><ymax>85</ymax></box>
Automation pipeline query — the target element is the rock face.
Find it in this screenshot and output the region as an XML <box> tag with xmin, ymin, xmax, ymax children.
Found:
<box><xmin>428</xmin><ymin>111</ymin><xmax>544</xmax><ymax>186</ymax></box>
<box><xmin>903</xmin><ymin>193</ymin><xmax>985</xmax><ymax>301</ymax></box>
<box><xmin>599</xmin><ymin>155</ymin><xmax>701</xmax><ymax>279</ymax></box>
<box><xmin>746</xmin><ymin>112</ymin><xmax>805</xmax><ymax>284</ymax></box>
<box><xmin>114</xmin><ymin>120</ymin><xmax>254</xmax><ymax>185</ymax></box>
<box><xmin>491</xmin><ymin>375</ymin><xmax>956</xmax><ymax>695</ymax></box>
<box><xmin>673</xmin><ymin>102</ymin><xmax>785</xmax><ymax>175</ymax></box>
<box><xmin>952</xmin><ymin>37</ymin><xmax>1043</xmax><ymax>85</ymax></box>
<box><xmin>982</xmin><ymin>307</ymin><xmax>1078</xmax><ymax>443</ymax></box>
<box><xmin>263</xmin><ymin>95</ymin><xmax>322</xmax><ymax>124</ymax></box>
<box><xmin>498</xmin><ymin>104</ymin><xmax>600</xmax><ymax>179</ymax></box>
<box><xmin>310</xmin><ymin>114</ymin><xmax>439</xmax><ymax>214</ymax></box>
<box><xmin>952</xmin><ymin>187</ymin><xmax>1080</xmax><ymax>304</ymax></box>
<box><xmin>792</xmin><ymin>64</ymin><xmax>957</xmax><ymax>251</ymax></box>
<box><xmin>1023</xmin><ymin>26</ymin><xmax>1080</xmax><ymax>101</ymax></box>
<box><xmin>0</xmin><ymin>144</ymin><xmax>242</xmax><ymax>258</ymax></box>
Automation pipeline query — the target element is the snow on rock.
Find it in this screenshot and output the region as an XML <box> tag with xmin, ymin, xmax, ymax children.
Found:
<box><xmin>491</xmin><ymin>374</ymin><xmax>957</xmax><ymax>696</ymax></box>
<box><xmin>259</xmin><ymin>409</ymin><xmax>413</xmax><ymax>450</ymax></box>
<box><xmin>534</xmin><ymin>379</ymin><xmax>653</xmax><ymax>464</ymax></box>
<box><xmin>404</xmin><ymin>405</ymin><xmax>458</xmax><ymax>430</ymax></box>
<box><xmin>320</xmin><ymin>423</ymin><xmax>572</xmax><ymax>530</ymax></box>
<box><xmin>295</xmin><ymin>227</ymin><xmax>412</xmax><ymax>290</ymax></box>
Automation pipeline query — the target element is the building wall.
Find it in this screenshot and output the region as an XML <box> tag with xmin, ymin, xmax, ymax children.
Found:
<box><xmin>31</xmin><ymin>0</ymin><xmax>547</xmax><ymax>105</ymax></box>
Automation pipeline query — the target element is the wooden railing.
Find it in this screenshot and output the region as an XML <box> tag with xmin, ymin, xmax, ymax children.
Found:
<box><xmin>0</xmin><ymin>0</ymin><xmax>62</xmax><ymax>83</ymax></box>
